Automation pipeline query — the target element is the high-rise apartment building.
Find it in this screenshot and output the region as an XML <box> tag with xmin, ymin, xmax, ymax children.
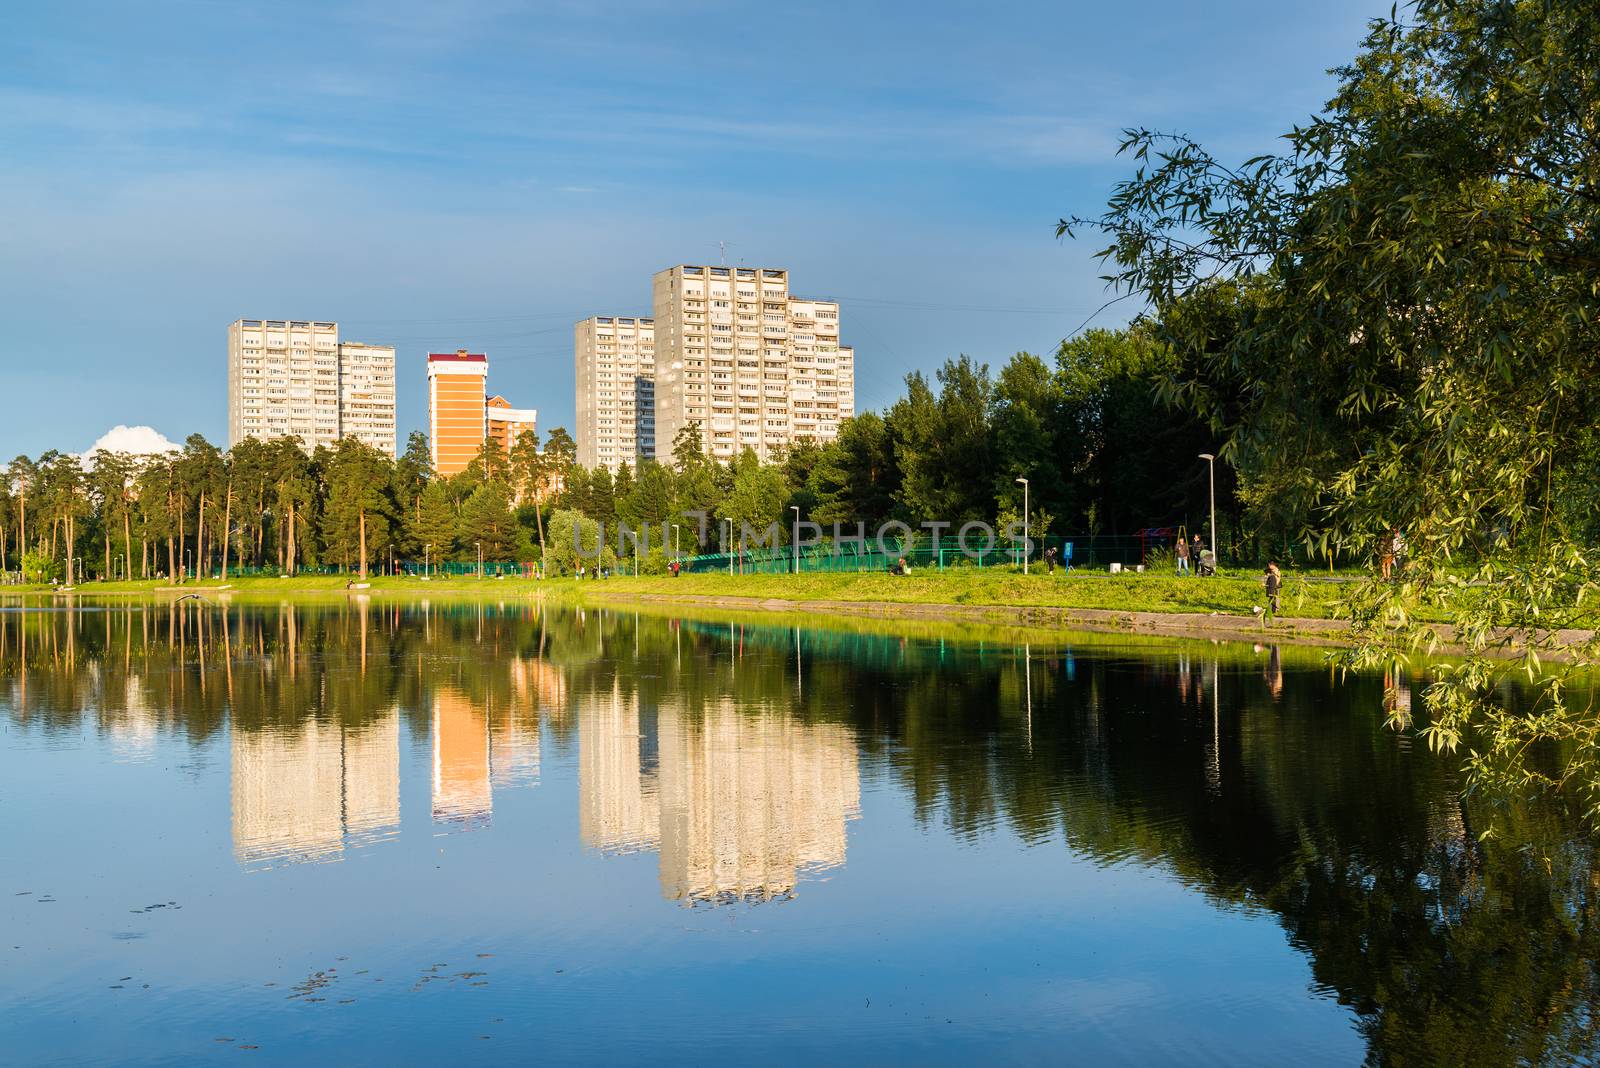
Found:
<box><xmin>228</xmin><ymin>320</ymin><xmax>398</xmax><ymax>456</ymax></box>
<box><xmin>651</xmin><ymin>266</ymin><xmax>854</xmax><ymax>463</ymax></box>
<box><xmin>427</xmin><ymin>351</ymin><xmax>489</xmax><ymax>477</ymax></box>
<box><xmin>487</xmin><ymin>395</ymin><xmax>538</xmax><ymax>458</ymax></box>
<box><xmin>427</xmin><ymin>351</ymin><xmax>539</xmax><ymax>477</ymax></box>
<box><xmin>336</xmin><ymin>341</ymin><xmax>399</xmax><ymax>456</ymax></box>
<box><xmin>574</xmin><ymin>316</ymin><xmax>656</xmax><ymax>470</ymax></box>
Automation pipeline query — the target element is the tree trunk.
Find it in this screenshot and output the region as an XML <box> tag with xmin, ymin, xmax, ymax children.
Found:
<box><xmin>194</xmin><ymin>491</ymin><xmax>206</xmax><ymax>585</ymax></box>
<box><xmin>287</xmin><ymin>502</ymin><xmax>298</xmax><ymax>577</ymax></box>
<box><xmin>66</xmin><ymin>515</ymin><xmax>75</xmax><ymax>584</ymax></box>
<box><xmin>123</xmin><ymin>506</ymin><xmax>133</xmax><ymax>583</ymax></box>
<box><xmin>534</xmin><ymin>492</ymin><xmax>546</xmax><ymax>571</ymax></box>
<box><xmin>220</xmin><ymin>480</ymin><xmax>234</xmax><ymax>581</ymax></box>
<box><xmin>358</xmin><ymin>509</ymin><xmax>368</xmax><ymax>580</ymax></box>
<box><xmin>103</xmin><ymin>525</ymin><xmax>111</xmax><ymax>582</ymax></box>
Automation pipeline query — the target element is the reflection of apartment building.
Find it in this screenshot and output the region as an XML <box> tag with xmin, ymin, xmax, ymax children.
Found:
<box><xmin>512</xmin><ymin>655</ymin><xmax>569</xmax><ymax>728</ymax></box>
<box><xmin>432</xmin><ymin>690</ymin><xmax>492</xmax><ymax>828</ymax></box>
<box><xmin>576</xmin><ymin>693</ymin><xmax>861</xmax><ymax>903</ymax></box>
<box><xmin>651</xmin><ymin>266</ymin><xmax>855</xmax><ymax>463</ymax></box>
<box><xmin>578</xmin><ymin>686</ymin><xmax>660</xmax><ymax>854</ymax></box>
<box><xmin>228</xmin><ymin>319</ymin><xmax>397</xmax><ymax>455</ymax></box>
<box><xmin>490</xmin><ymin>701</ymin><xmax>541</xmax><ymax>790</ymax></box>
<box><xmin>658</xmin><ymin>702</ymin><xmax>860</xmax><ymax>903</ymax></box>
<box><xmin>109</xmin><ymin>674</ymin><xmax>158</xmax><ymax>761</ymax></box>
<box><xmin>574</xmin><ymin>316</ymin><xmax>655</xmax><ymax>471</ymax></box>
<box><xmin>231</xmin><ymin>714</ymin><xmax>401</xmax><ymax>866</ymax></box>
<box><xmin>344</xmin><ymin>716</ymin><xmax>402</xmax><ymax>846</ymax></box>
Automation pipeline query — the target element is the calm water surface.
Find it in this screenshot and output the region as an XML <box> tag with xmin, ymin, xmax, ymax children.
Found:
<box><xmin>1</xmin><ymin>599</ymin><xmax>1596</xmax><ymax>1065</ymax></box>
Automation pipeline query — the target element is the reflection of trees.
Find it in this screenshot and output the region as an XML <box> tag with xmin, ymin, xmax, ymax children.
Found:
<box><xmin>3</xmin><ymin>602</ymin><xmax>1597</xmax><ymax>1062</ymax></box>
<box><xmin>560</xmin><ymin>614</ymin><xmax>1600</xmax><ymax>1064</ymax></box>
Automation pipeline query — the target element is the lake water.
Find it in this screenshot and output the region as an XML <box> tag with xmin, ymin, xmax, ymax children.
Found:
<box><xmin>2</xmin><ymin>599</ymin><xmax>1596</xmax><ymax>1065</ymax></box>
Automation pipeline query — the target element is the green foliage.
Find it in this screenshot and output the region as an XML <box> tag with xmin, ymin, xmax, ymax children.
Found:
<box><xmin>320</xmin><ymin>438</ymin><xmax>395</xmax><ymax>572</ymax></box>
<box><xmin>21</xmin><ymin>550</ymin><xmax>60</xmax><ymax>583</ymax></box>
<box><xmin>720</xmin><ymin>449</ymin><xmax>789</xmax><ymax>545</ymax></box>
<box><xmin>458</xmin><ymin>482</ymin><xmax>517</xmax><ymax>560</ymax></box>
<box><xmin>411</xmin><ymin>480</ymin><xmax>458</xmax><ymax>561</ymax></box>
<box><xmin>1065</xmin><ymin>0</ymin><xmax>1600</xmax><ymax>828</ymax></box>
<box><xmin>809</xmin><ymin>411</ymin><xmax>896</xmax><ymax>529</ymax></box>
<box><xmin>544</xmin><ymin>508</ymin><xmax>617</xmax><ymax>576</ymax></box>
<box><xmin>1057</xmin><ymin>327</ymin><xmax>1216</xmax><ymax>541</ymax></box>
<box><xmin>621</xmin><ymin>460</ymin><xmax>674</xmax><ymax>528</ymax></box>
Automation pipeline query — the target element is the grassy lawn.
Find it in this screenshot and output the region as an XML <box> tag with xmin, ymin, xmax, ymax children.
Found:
<box><xmin>581</xmin><ymin>567</ymin><xmax>1342</xmax><ymax>618</ymax></box>
<box><xmin>0</xmin><ymin>566</ymin><xmax>1348</xmax><ymax>618</ymax></box>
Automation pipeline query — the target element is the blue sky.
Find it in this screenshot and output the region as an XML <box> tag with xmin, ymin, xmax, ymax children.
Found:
<box><xmin>1</xmin><ymin>0</ymin><xmax>1377</xmax><ymax>457</ymax></box>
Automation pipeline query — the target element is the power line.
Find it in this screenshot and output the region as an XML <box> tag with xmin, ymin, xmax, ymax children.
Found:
<box><xmin>1054</xmin><ymin>292</ymin><xmax>1141</xmax><ymax>349</ymax></box>
<box><xmin>826</xmin><ymin>295</ymin><xmax>1097</xmax><ymax>315</ymax></box>
<box><xmin>341</xmin><ymin>311</ymin><xmax>578</xmax><ymax>327</ymax></box>
<box><xmin>374</xmin><ymin>325</ymin><xmax>572</xmax><ymax>344</ymax></box>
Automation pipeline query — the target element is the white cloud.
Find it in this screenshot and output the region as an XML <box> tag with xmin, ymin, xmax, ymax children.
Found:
<box><xmin>85</xmin><ymin>425</ymin><xmax>181</xmax><ymax>460</ymax></box>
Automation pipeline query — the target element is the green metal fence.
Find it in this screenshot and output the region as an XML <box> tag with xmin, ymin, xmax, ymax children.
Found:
<box><xmin>669</xmin><ymin>532</ymin><xmax>1186</xmax><ymax>575</ymax></box>
<box><xmin>398</xmin><ymin>560</ymin><xmax>530</xmax><ymax>578</ymax></box>
<box><xmin>677</xmin><ymin>536</ymin><xmax>1079</xmax><ymax>575</ymax></box>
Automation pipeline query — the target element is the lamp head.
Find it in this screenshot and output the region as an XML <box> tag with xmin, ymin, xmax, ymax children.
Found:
<box><xmin>1198</xmin><ymin>453</ymin><xmax>1215</xmax><ymax>462</ymax></box>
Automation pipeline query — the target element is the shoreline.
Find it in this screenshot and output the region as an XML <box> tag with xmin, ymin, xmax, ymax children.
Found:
<box><xmin>568</xmin><ymin>588</ymin><xmax>1354</xmax><ymax>647</ymax></box>
<box><xmin>7</xmin><ymin>576</ymin><xmax>1588</xmax><ymax>656</ymax></box>
<box><xmin>3</xmin><ymin>578</ymin><xmax>1351</xmax><ymax>648</ymax></box>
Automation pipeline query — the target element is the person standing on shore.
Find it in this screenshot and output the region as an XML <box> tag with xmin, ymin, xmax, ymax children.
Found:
<box><xmin>1263</xmin><ymin>562</ymin><xmax>1282</xmax><ymax>617</ymax></box>
<box><xmin>1176</xmin><ymin>535</ymin><xmax>1191</xmax><ymax>576</ymax></box>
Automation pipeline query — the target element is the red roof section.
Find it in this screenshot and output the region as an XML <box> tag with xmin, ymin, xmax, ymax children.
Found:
<box><xmin>427</xmin><ymin>352</ymin><xmax>487</xmax><ymax>362</ymax></box>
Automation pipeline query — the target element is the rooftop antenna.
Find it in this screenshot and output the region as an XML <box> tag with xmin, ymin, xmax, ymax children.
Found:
<box><xmin>718</xmin><ymin>240</ymin><xmax>726</xmax><ymax>266</ymax></box>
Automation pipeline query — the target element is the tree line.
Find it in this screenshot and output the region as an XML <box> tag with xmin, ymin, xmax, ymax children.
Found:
<box><xmin>1</xmin><ymin>327</ymin><xmax>1270</xmax><ymax>583</ymax></box>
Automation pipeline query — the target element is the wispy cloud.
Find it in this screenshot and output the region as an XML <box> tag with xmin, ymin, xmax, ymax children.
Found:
<box><xmin>0</xmin><ymin>87</ymin><xmax>201</xmax><ymax>137</ymax></box>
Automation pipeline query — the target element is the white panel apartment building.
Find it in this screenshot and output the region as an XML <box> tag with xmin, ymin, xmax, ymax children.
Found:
<box><xmin>574</xmin><ymin>315</ymin><xmax>656</xmax><ymax>471</ymax></box>
<box><xmin>651</xmin><ymin>265</ymin><xmax>854</xmax><ymax>463</ymax></box>
<box><xmin>228</xmin><ymin>320</ymin><xmax>397</xmax><ymax>456</ymax></box>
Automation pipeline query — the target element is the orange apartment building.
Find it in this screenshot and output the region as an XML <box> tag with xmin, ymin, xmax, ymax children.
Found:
<box><xmin>427</xmin><ymin>351</ymin><xmax>538</xmax><ymax>477</ymax></box>
<box><xmin>427</xmin><ymin>351</ymin><xmax>488</xmax><ymax>476</ymax></box>
<box><xmin>487</xmin><ymin>394</ymin><xmax>538</xmax><ymax>459</ymax></box>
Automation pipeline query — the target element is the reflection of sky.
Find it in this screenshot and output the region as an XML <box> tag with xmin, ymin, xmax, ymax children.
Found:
<box><xmin>0</xmin><ymin>689</ymin><xmax>1360</xmax><ymax>1065</ymax></box>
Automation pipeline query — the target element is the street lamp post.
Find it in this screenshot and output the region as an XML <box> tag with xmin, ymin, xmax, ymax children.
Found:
<box><xmin>1198</xmin><ymin>453</ymin><xmax>1217</xmax><ymax>568</ymax></box>
<box><xmin>1015</xmin><ymin>477</ymin><xmax>1030</xmax><ymax>575</ymax></box>
<box><xmin>791</xmin><ymin>506</ymin><xmax>801</xmax><ymax>575</ymax></box>
<box><xmin>672</xmin><ymin>523</ymin><xmax>681</xmax><ymax>563</ymax></box>
<box><xmin>476</xmin><ymin>541</ymin><xmax>483</xmax><ymax>579</ymax></box>
<box><xmin>723</xmin><ymin>518</ymin><xmax>734</xmax><ymax>576</ymax></box>
<box><xmin>424</xmin><ymin>544</ymin><xmax>431</xmax><ymax>578</ymax></box>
